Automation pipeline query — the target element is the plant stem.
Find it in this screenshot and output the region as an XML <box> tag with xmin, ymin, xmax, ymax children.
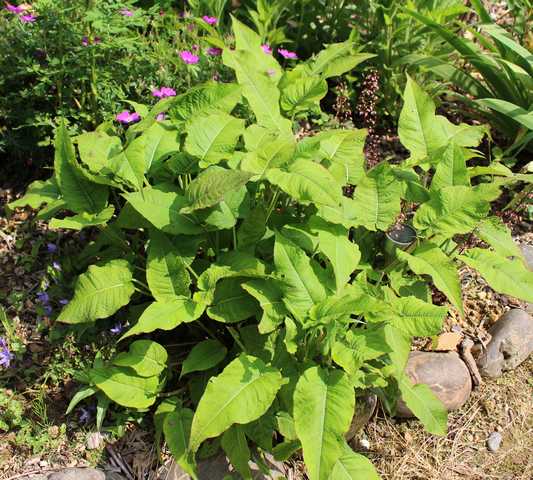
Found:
<box><xmin>227</xmin><ymin>326</ymin><xmax>246</xmax><ymax>352</ymax></box>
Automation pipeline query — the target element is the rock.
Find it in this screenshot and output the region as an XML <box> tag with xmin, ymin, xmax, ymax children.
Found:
<box><xmin>161</xmin><ymin>453</ymin><xmax>286</xmax><ymax>480</ymax></box>
<box><xmin>396</xmin><ymin>351</ymin><xmax>472</xmax><ymax>417</ymax></box>
<box><xmin>476</xmin><ymin>309</ymin><xmax>533</xmax><ymax>378</ymax></box>
<box><xmin>426</xmin><ymin>332</ymin><xmax>462</xmax><ymax>351</ymax></box>
<box><xmin>48</xmin><ymin>468</ymin><xmax>106</xmax><ymax>480</ymax></box>
<box><xmin>19</xmin><ymin>476</ymin><xmax>47</xmax><ymax>480</ymax></box>
<box><xmin>487</xmin><ymin>431</ymin><xmax>503</xmax><ymax>452</ymax></box>
<box><xmin>359</xmin><ymin>438</ymin><xmax>370</xmax><ymax>450</ymax></box>
<box><xmin>346</xmin><ymin>394</ymin><xmax>377</xmax><ymax>440</ymax></box>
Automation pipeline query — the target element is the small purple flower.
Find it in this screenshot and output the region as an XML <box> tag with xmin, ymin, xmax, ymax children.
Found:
<box><xmin>59</xmin><ymin>299</ymin><xmax>69</xmax><ymax>305</ymax></box>
<box><xmin>156</xmin><ymin>113</ymin><xmax>166</xmax><ymax>122</ymax></box>
<box><xmin>110</xmin><ymin>323</ymin><xmax>123</xmax><ymax>335</ymax></box>
<box><xmin>206</xmin><ymin>47</ymin><xmax>222</xmax><ymax>57</ymax></box>
<box><xmin>52</xmin><ymin>261</ymin><xmax>61</xmax><ymax>271</ymax></box>
<box><xmin>152</xmin><ymin>86</ymin><xmax>176</xmax><ymax>98</ymax></box>
<box><xmin>78</xmin><ymin>407</ymin><xmax>91</xmax><ymax>423</ymax></box>
<box><xmin>192</xmin><ymin>44</ymin><xmax>199</xmax><ymax>51</ymax></box>
<box><xmin>0</xmin><ymin>338</ymin><xmax>14</xmax><ymax>368</ymax></box>
<box><xmin>82</xmin><ymin>36</ymin><xmax>89</xmax><ymax>47</ymax></box>
<box><xmin>47</xmin><ymin>242</ymin><xmax>57</xmax><ymax>253</ymax></box>
<box><xmin>5</xmin><ymin>3</ymin><xmax>25</xmax><ymax>14</ymax></box>
<box><xmin>180</xmin><ymin>50</ymin><xmax>199</xmax><ymax>64</ymax></box>
<box><xmin>202</xmin><ymin>15</ymin><xmax>217</xmax><ymax>25</ymax></box>
<box><xmin>278</xmin><ymin>48</ymin><xmax>297</xmax><ymax>59</ymax></box>
<box><xmin>37</xmin><ymin>291</ymin><xmax>50</xmax><ymax>304</ymax></box>
<box><xmin>43</xmin><ymin>305</ymin><xmax>53</xmax><ymax>316</ymax></box>
<box><xmin>261</xmin><ymin>44</ymin><xmax>272</xmax><ymax>55</ymax></box>
<box><xmin>116</xmin><ymin>110</ymin><xmax>141</xmax><ymax>124</ymax></box>
<box><xmin>120</xmin><ymin>8</ymin><xmax>133</xmax><ymax>17</ymax></box>
<box><xmin>20</xmin><ymin>13</ymin><xmax>36</xmax><ymax>23</ymax></box>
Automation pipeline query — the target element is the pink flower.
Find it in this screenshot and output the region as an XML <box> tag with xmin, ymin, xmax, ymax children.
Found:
<box><xmin>180</xmin><ymin>50</ymin><xmax>199</xmax><ymax>64</ymax></box>
<box><xmin>278</xmin><ymin>48</ymin><xmax>297</xmax><ymax>59</ymax></box>
<box><xmin>120</xmin><ymin>8</ymin><xmax>133</xmax><ymax>17</ymax></box>
<box><xmin>116</xmin><ymin>110</ymin><xmax>141</xmax><ymax>124</ymax></box>
<box><xmin>206</xmin><ymin>47</ymin><xmax>222</xmax><ymax>56</ymax></box>
<box><xmin>152</xmin><ymin>86</ymin><xmax>176</xmax><ymax>98</ymax></box>
<box><xmin>192</xmin><ymin>44</ymin><xmax>199</xmax><ymax>51</ymax></box>
<box><xmin>202</xmin><ymin>15</ymin><xmax>217</xmax><ymax>25</ymax></box>
<box><xmin>5</xmin><ymin>3</ymin><xmax>25</xmax><ymax>14</ymax></box>
<box><xmin>94</xmin><ymin>36</ymin><xmax>101</xmax><ymax>45</ymax></box>
<box><xmin>20</xmin><ymin>13</ymin><xmax>36</xmax><ymax>23</ymax></box>
<box><xmin>156</xmin><ymin>113</ymin><xmax>166</xmax><ymax>121</ymax></box>
<box><xmin>261</xmin><ymin>44</ymin><xmax>272</xmax><ymax>54</ymax></box>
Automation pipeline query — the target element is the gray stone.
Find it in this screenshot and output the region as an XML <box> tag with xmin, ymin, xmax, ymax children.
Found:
<box><xmin>346</xmin><ymin>394</ymin><xmax>377</xmax><ymax>440</ymax></box>
<box><xmin>486</xmin><ymin>431</ymin><xmax>503</xmax><ymax>452</ymax></box>
<box><xmin>476</xmin><ymin>309</ymin><xmax>533</xmax><ymax>378</ymax></box>
<box><xmin>396</xmin><ymin>351</ymin><xmax>472</xmax><ymax>417</ymax></box>
<box><xmin>161</xmin><ymin>453</ymin><xmax>286</xmax><ymax>480</ymax></box>
<box><xmin>48</xmin><ymin>468</ymin><xmax>106</xmax><ymax>480</ymax></box>
<box><xmin>19</xmin><ymin>476</ymin><xmax>48</xmax><ymax>480</ymax></box>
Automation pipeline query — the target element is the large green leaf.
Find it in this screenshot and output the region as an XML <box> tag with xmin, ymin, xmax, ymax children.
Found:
<box><xmin>397</xmin><ymin>374</ymin><xmax>447</xmax><ymax>436</ymax></box>
<box><xmin>121</xmin><ymin>299</ymin><xmax>205</xmax><ymax>339</ymax></box>
<box><xmin>266</xmin><ymin>159</ymin><xmax>343</xmax><ymax>207</ymax></box>
<box><xmin>221</xmin><ymin>425</ymin><xmax>252</xmax><ymax>479</ymax></box>
<box><xmin>413</xmin><ymin>186</ymin><xmax>492</xmax><ymax>239</ymax></box>
<box><xmin>57</xmin><ymin>260</ymin><xmax>134</xmax><ymax>324</ymax></box>
<box><xmin>188</xmin><ymin>355</ymin><xmax>283</xmax><ymax>452</ymax></box>
<box><xmin>124</xmin><ymin>186</ymin><xmax>204</xmax><ymax>235</ymax></box>
<box><xmin>328</xmin><ymin>443</ymin><xmax>380</xmax><ymax>480</ymax></box>
<box><xmin>89</xmin><ymin>365</ymin><xmax>159</xmax><ymax>409</ymax></box>
<box><xmin>310</xmin><ymin>42</ymin><xmax>374</xmax><ymax>79</ymax></box>
<box><xmin>164</xmin><ymin>409</ymin><xmax>197</xmax><ymax>479</ymax></box>
<box><xmin>207</xmin><ymin>278</ymin><xmax>260</xmax><ymax>323</ymax></box>
<box><xmin>476</xmin><ymin>217</ymin><xmax>523</xmax><ymax>259</ymax></box>
<box><xmin>430</xmin><ymin>143</ymin><xmax>469</xmax><ymax>191</ymax></box>
<box><xmin>240</xmin><ymin>135</ymin><xmax>295</xmax><ymax>176</ymax></box>
<box><xmin>274</xmin><ymin>234</ymin><xmax>327</xmax><ymax>320</ymax></box>
<box><xmin>113</xmin><ymin>340</ymin><xmax>168</xmax><ymax>377</ymax></box>
<box><xmin>147</xmin><ymin>230</ymin><xmax>190</xmax><ymax>301</ymax></box>
<box><xmin>223</xmin><ymin>49</ymin><xmax>291</xmax><ymax>133</ymax></box>
<box><xmin>398</xmin><ymin>243</ymin><xmax>463</xmax><ymax>316</ymax></box>
<box><xmin>49</xmin><ymin>206</ymin><xmax>114</xmax><ymax>230</ymax></box>
<box><xmin>389</xmin><ymin>296</ymin><xmax>447</xmax><ymax>337</ymax></box>
<box><xmin>185</xmin><ymin>113</ymin><xmax>245</xmax><ymax>166</ymax></box>
<box><xmin>54</xmin><ymin>123</ymin><xmax>108</xmax><ymax>214</ymax></box>
<box><xmin>318</xmin><ymin>129</ymin><xmax>366</xmax><ymax>185</ymax></box>
<box><xmin>170</xmin><ymin>82</ymin><xmax>242</xmax><ymax>122</ymax></box>
<box><xmin>294</xmin><ymin>366</ymin><xmax>354</xmax><ymax>480</ymax></box>
<box><xmin>76</xmin><ymin>131</ymin><xmax>122</xmax><ymax>175</ymax></box>
<box><xmin>459</xmin><ymin>248</ymin><xmax>533</xmax><ymax>302</ymax></box>
<box><xmin>139</xmin><ymin>122</ymin><xmax>181</xmax><ymax>173</ymax></box>
<box><xmin>242</xmin><ymin>279</ymin><xmax>289</xmax><ymax>334</ymax></box>
<box><xmin>7</xmin><ymin>177</ymin><xmax>61</xmax><ymax>213</ymax></box>
<box><xmin>182</xmin><ymin>166</ymin><xmax>253</xmax><ymax>213</ymax></box>
<box><xmin>181</xmin><ymin>339</ymin><xmax>227</xmax><ymax>377</ymax></box>
<box><xmin>280</xmin><ymin>76</ymin><xmax>328</xmax><ymax>115</ymax></box>
<box><xmin>351</xmin><ymin>163</ymin><xmax>402</xmax><ymax>231</ymax></box>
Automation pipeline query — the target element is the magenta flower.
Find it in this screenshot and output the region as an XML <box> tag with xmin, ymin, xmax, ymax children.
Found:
<box><xmin>206</xmin><ymin>47</ymin><xmax>222</xmax><ymax>56</ymax></box>
<box><xmin>192</xmin><ymin>44</ymin><xmax>199</xmax><ymax>51</ymax></box>
<box><xmin>120</xmin><ymin>8</ymin><xmax>133</xmax><ymax>17</ymax></box>
<box><xmin>202</xmin><ymin>15</ymin><xmax>217</xmax><ymax>25</ymax></box>
<box><xmin>278</xmin><ymin>48</ymin><xmax>297</xmax><ymax>59</ymax></box>
<box><xmin>156</xmin><ymin>113</ymin><xmax>166</xmax><ymax>122</ymax></box>
<box><xmin>261</xmin><ymin>44</ymin><xmax>272</xmax><ymax>55</ymax></box>
<box><xmin>116</xmin><ymin>110</ymin><xmax>141</xmax><ymax>124</ymax></box>
<box><xmin>20</xmin><ymin>13</ymin><xmax>36</xmax><ymax>23</ymax></box>
<box><xmin>94</xmin><ymin>36</ymin><xmax>101</xmax><ymax>45</ymax></box>
<box><xmin>5</xmin><ymin>3</ymin><xmax>25</xmax><ymax>14</ymax></box>
<box><xmin>152</xmin><ymin>86</ymin><xmax>176</xmax><ymax>98</ymax></box>
<box><xmin>180</xmin><ymin>50</ymin><xmax>199</xmax><ymax>64</ymax></box>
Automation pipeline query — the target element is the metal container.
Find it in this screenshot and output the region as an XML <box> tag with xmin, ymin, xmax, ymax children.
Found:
<box><xmin>384</xmin><ymin>224</ymin><xmax>417</xmax><ymax>261</ymax></box>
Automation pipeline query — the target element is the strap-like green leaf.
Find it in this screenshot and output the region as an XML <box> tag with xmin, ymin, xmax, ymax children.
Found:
<box><xmin>57</xmin><ymin>259</ymin><xmax>134</xmax><ymax>324</ymax></box>
<box><xmin>189</xmin><ymin>355</ymin><xmax>283</xmax><ymax>452</ymax></box>
<box><xmin>398</xmin><ymin>243</ymin><xmax>463</xmax><ymax>316</ymax></box>
<box><xmin>459</xmin><ymin>248</ymin><xmax>533</xmax><ymax>302</ymax></box>
<box><xmin>221</xmin><ymin>425</ymin><xmax>252</xmax><ymax>479</ymax></box>
<box><xmin>294</xmin><ymin>366</ymin><xmax>354</xmax><ymax>480</ymax></box>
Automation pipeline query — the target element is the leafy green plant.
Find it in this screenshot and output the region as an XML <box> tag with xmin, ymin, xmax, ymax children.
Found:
<box><xmin>10</xmin><ymin>18</ymin><xmax>533</xmax><ymax>480</ymax></box>
<box><xmin>407</xmin><ymin>4</ymin><xmax>533</xmax><ymax>153</ymax></box>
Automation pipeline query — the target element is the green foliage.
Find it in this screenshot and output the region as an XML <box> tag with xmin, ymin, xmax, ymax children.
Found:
<box><xmin>10</xmin><ymin>19</ymin><xmax>533</xmax><ymax>480</ymax></box>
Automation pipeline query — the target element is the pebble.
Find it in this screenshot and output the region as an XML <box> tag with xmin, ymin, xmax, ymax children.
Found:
<box><xmin>486</xmin><ymin>431</ymin><xmax>503</xmax><ymax>452</ymax></box>
<box><xmin>359</xmin><ymin>438</ymin><xmax>370</xmax><ymax>450</ymax></box>
<box><xmin>48</xmin><ymin>468</ymin><xmax>106</xmax><ymax>480</ymax></box>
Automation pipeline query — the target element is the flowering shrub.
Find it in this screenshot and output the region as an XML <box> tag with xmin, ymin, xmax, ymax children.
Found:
<box><xmin>9</xmin><ymin>17</ymin><xmax>533</xmax><ymax>480</ymax></box>
<box><xmin>0</xmin><ymin>0</ymin><xmax>227</xmax><ymax>170</ymax></box>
